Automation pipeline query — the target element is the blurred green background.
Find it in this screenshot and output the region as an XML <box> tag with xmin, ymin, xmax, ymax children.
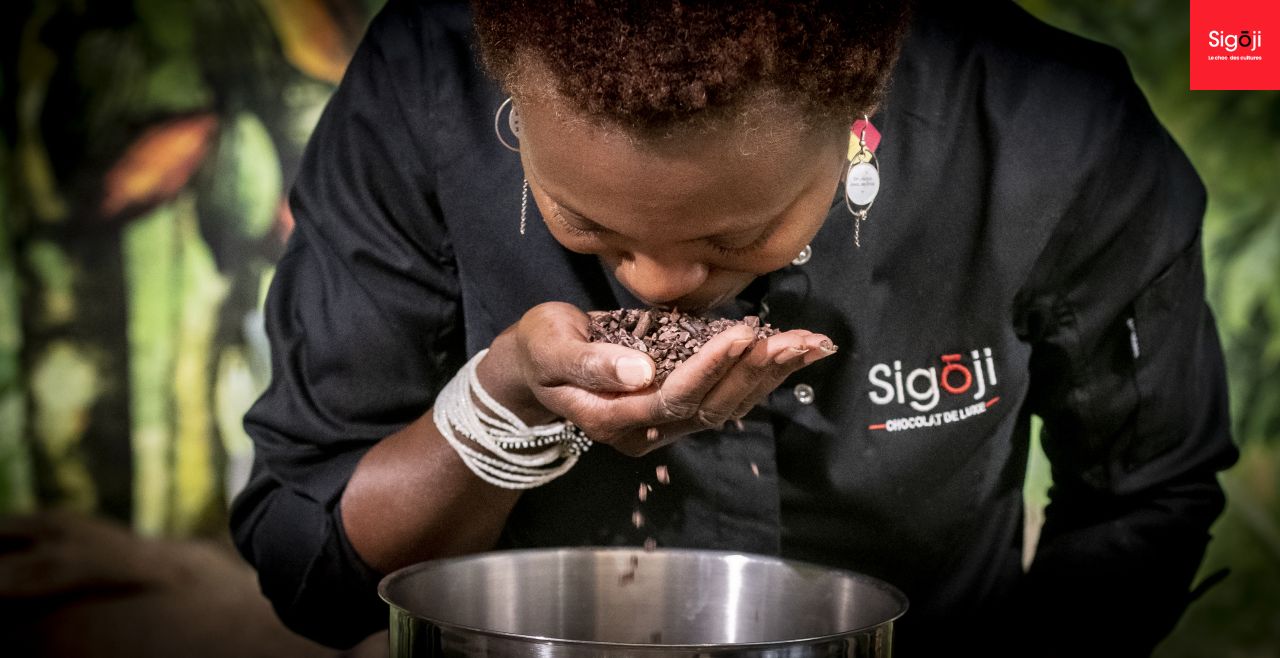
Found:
<box><xmin>0</xmin><ymin>1</ymin><xmax>1275</xmax><ymax>656</ymax></box>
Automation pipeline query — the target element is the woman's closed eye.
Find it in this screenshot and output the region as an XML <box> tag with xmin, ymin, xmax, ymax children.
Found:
<box><xmin>552</xmin><ymin>205</ymin><xmax>772</xmax><ymax>257</ymax></box>
<box><xmin>551</xmin><ymin>206</ymin><xmax>601</xmax><ymax>238</ymax></box>
<box><xmin>707</xmin><ymin>224</ymin><xmax>776</xmax><ymax>257</ymax></box>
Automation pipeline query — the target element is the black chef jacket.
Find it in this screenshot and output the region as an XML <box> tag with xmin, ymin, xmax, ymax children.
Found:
<box><xmin>230</xmin><ymin>1</ymin><xmax>1239</xmax><ymax>655</ymax></box>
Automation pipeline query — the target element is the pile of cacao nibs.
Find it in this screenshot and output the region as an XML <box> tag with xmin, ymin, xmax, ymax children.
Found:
<box><xmin>587</xmin><ymin>308</ymin><xmax>778</xmax><ymax>384</ymax></box>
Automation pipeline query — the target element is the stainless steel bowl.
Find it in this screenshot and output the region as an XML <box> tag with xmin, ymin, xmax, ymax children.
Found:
<box><xmin>379</xmin><ymin>547</ymin><xmax>908</xmax><ymax>657</ymax></box>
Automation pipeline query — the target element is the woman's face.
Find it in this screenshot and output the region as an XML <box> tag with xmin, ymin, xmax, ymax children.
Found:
<box><xmin>518</xmin><ymin>93</ymin><xmax>847</xmax><ymax>313</ymax></box>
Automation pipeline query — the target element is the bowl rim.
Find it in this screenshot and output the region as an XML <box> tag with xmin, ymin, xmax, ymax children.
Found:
<box><xmin>377</xmin><ymin>546</ymin><xmax>909</xmax><ymax>649</ymax></box>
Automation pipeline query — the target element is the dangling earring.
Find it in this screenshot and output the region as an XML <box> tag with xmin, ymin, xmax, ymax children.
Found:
<box><xmin>520</xmin><ymin>179</ymin><xmax>529</xmax><ymax>236</ymax></box>
<box><xmin>845</xmin><ymin>115</ymin><xmax>880</xmax><ymax>248</ymax></box>
<box><xmin>496</xmin><ymin>97</ymin><xmax>527</xmax><ymax>235</ymax></box>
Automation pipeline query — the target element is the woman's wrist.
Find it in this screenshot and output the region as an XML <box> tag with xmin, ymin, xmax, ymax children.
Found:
<box><xmin>475</xmin><ymin>331</ymin><xmax>558</xmax><ymax>425</ymax></box>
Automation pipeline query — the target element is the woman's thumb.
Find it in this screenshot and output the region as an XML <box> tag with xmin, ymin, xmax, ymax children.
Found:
<box><xmin>568</xmin><ymin>344</ymin><xmax>655</xmax><ymax>392</ymax></box>
<box><xmin>614</xmin><ymin>353</ymin><xmax>655</xmax><ymax>388</ymax></box>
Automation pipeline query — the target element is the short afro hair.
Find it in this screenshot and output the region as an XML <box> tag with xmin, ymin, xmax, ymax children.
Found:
<box><xmin>472</xmin><ymin>0</ymin><xmax>911</xmax><ymax>134</ymax></box>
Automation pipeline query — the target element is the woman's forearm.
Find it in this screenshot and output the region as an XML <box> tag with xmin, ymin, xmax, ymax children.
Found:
<box><xmin>339</xmin><ymin>408</ymin><xmax>522</xmax><ymax>574</ymax></box>
<box><xmin>338</xmin><ymin>331</ymin><xmax>552</xmax><ymax>574</ymax></box>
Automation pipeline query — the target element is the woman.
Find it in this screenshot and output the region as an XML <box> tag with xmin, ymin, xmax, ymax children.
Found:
<box><xmin>231</xmin><ymin>1</ymin><xmax>1238</xmax><ymax>655</ymax></box>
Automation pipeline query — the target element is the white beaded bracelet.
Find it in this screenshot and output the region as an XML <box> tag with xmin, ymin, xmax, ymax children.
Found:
<box><xmin>434</xmin><ymin>349</ymin><xmax>591</xmax><ymax>489</ymax></box>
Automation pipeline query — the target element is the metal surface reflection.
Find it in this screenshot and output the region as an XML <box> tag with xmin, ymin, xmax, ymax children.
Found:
<box><xmin>380</xmin><ymin>547</ymin><xmax>907</xmax><ymax>657</ymax></box>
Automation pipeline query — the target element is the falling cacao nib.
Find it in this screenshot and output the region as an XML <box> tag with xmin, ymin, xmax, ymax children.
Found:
<box><xmin>587</xmin><ymin>308</ymin><xmax>778</xmax><ymax>384</ymax></box>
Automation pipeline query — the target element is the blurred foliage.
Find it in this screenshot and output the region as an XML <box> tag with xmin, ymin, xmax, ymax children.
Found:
<box><xmin>0</xmin><ymin>0</ymin><xmax>376</xmax><ymax>534</ymax></box>
<box><xmin>1</xmin><ymin>129</ymin><xmax>36</xmax><ymax>514</ymax></box>
<box><xmin>0</xmin><ymin>0</ymin><xmax>1275</xmax><ymax>654</ymax></box>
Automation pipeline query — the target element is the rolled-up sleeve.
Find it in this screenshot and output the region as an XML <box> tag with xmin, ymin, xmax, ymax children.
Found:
<box><xmin>1014</xmin><ymin>53</ymin><xmax>1239</xmax><ymax>655</ymax></box>
<box><xmin>229</xmin><ymin>1</ymin><xmax>465</xmax><ymax>648</ymax></box>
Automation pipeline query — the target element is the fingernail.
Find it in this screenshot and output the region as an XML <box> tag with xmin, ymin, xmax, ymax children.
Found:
<box><xmin>728</xmin><ymin>338</ymin><xmax>755</xmax><ymax>358</ymax></box>
<box><xmin>819</xmin><ymin>339</ymin><xmax>837</xmax><ymax>353</ymax></box>
<box><xmin>616</xmin><ymin>356</ymin><xmax>653</xmax><ymax>387</ymax></box>
<box><xmin>774</xmin><ymin>345</ymin><xmax>810</xmax><ymax>364</ymax></box>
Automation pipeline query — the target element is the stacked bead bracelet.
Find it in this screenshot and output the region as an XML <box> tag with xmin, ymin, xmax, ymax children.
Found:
<box><xmin>434</xmin><ymin>349</ymin><xmax>592</xmax><ymax>489</ymax></box>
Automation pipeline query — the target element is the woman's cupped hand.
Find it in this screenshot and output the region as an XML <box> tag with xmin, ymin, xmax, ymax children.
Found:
<box><xmin>477</xmin><ymin>302</ymin><xmax>836</xmax><ymax>457</ymax></box>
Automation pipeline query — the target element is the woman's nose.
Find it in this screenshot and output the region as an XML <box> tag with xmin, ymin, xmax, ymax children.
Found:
<box><xmin>618</xmin><ymin>251</ymin><xmax>709</xmax><ymax>306</ymax></box>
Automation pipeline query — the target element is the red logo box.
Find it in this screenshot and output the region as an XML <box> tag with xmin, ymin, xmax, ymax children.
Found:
<box><xmin>1191</xmin><ymin>0</ymin><xmax>1280</xmax><ymax>89</ymax></box>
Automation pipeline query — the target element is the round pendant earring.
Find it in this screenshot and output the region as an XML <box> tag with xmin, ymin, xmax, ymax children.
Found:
<box><xmin>845</xmin><ymin>116</ymin><xmax>881</xmax><ymax>248</ymax></box>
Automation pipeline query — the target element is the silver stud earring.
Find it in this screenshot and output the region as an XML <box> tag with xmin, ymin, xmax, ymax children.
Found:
<box><xmin>845</xmin><ymin>115</ymin><xmax>880</xmax><ymax>248</ymax></box>
<box><xmin>791</xmin><ymin>244</ymin><xmax>812</xmax><ymax>266</ymax></box>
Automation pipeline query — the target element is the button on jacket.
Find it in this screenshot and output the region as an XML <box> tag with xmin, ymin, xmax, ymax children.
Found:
<box><xmin>230</xmin><ymin>1</ymin><xmax>1238</xmax><ymax>655</ymax></box>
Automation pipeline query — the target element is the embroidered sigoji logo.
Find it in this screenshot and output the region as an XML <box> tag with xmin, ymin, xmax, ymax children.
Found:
<box><xmin>865</xmin><ymin>348</ymin><xmax>1000</xmax><ymax>432</ymax></box>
